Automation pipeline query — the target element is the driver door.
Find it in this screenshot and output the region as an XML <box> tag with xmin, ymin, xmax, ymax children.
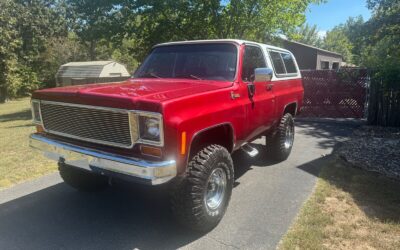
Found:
<box><xmin>242</xmin><ymin>45</ymin><xmax>276</xmax><ymax>140</ymax></box>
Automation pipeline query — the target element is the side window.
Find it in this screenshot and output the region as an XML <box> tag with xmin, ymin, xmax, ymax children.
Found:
<box><xmin>241</xmin><ymin>45</ymin><xmax>266</xmax><ymax>81</ymax></box>
<box><xmin>281</xmin><ymin>53</ymin><xmax>297</xmax><ymax>74</ymax></box>
<box><xmin>269</xmin><ymin>51</ymin><xmax>286</xmax><ymax>75</ymax></box>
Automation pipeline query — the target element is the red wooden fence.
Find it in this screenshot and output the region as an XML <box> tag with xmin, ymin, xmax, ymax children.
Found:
<box><xmin>299</xmin><ymin>69</ymin><xmax>368</xmax><ymax>118</ymax></box>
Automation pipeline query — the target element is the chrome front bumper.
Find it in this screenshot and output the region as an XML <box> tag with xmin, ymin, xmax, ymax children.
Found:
<box><xmin>29</xmin><ymin>134</ymin><xmax>177</xmax><ymax>185</ymax></box>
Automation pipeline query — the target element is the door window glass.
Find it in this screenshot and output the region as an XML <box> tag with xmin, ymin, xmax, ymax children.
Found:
<box><xmin>241</xmin><ymin>46</ymin><xmax>266</xmax><ymax>81</ymax></box>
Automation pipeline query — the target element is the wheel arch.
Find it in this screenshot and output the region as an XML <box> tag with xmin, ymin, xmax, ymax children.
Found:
<box><xmin>283</xmin><ymin>102</ymin><xmax>298</xmax><ymax>117</ymax></box>
<box><xmin>187</xmin><ymin>123</ymin><xmax>235</xmax><ymax>160</ymax></box>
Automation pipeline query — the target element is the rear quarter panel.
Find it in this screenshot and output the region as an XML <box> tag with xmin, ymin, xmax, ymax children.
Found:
<box><xmin>272</xmin><ymin>78</ymin><xmax>304</xmax><ymax>118</ymax></box>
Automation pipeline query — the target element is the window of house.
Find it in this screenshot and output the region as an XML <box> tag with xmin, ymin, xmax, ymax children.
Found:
<box><xmin>269</xmin><ymin>51</ymin><xmax>286</xmax><ymax>75</ymax></box>
<box><xmin>241</xmin><ymin>45</ymin><xmax>266</xmax><ymax>82</ymax></box>
<box><xmin>321</xmin><ymin>61</ymin><xmax>330</xmax><ymax>70</ymax></box>
<box><xmin>332</xmin><ymin>62</ymin><xmax>339</xmax><ymax>70</ymax></box>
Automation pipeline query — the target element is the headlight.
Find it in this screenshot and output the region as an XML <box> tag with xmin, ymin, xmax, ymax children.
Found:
<box><xmin>143</xmin><ymin>117</ymin><xmax>160</xmax><ymax>139</ymax></box>
<box><xmin>138</xmin><ymin>113</ymin><xmax>163</xmax><ymax>145</ymax></box>
<box><xmin>31</xmin><ymin>100</ymin><xmax>42</xmax><ymax>124</ymax></box>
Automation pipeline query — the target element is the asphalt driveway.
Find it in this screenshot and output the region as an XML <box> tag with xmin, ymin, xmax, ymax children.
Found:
<box><xmin>0</xmin><ymin>119</ymin><xmax>360</xmax><ymax>250</ymax></box>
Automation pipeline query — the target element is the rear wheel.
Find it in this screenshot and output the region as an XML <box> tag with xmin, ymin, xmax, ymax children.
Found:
<box><xmin>170</xmin><ymin>144</ymin><xmax>234</xmax><ymax>232</ymax></box>
<box><xmin>59</xmin><ymin>163</ymin><xmax>109</xmax><ymax>192</ymax></box>
<box><xmin>268</xmin><ymin>113</ymin><xmax>295</xmax><ymax>161</ymax></box>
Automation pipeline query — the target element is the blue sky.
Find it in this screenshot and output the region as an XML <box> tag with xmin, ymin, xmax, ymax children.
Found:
<box><xmin>306</xmin><ymin>0</ymin><xmax>371</xmax><ymax>36</ymax></box>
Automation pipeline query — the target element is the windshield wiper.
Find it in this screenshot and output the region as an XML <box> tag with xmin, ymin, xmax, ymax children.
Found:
<box><xmin>140</xmin><ymin>72</ymin><xmax>162</xmax><ymax>78</ymax></box>
<box><xmin>189</xmin><ymin>74</ymin><xmax>202</xmax><ymax>80</ymax></box>
<box><xmin>176</xmin><ymin>74</ymin><xmax>203</xmax><ymax>80</ymax></box>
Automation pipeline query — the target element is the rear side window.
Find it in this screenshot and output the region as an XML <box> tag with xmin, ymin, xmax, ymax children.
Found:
<box><xmin>281</xmin><ymin>53</ymin><xmax>297</xmax><ymax>73</ymax></box>
<box><xmin>269</xmin><ymin>51</ymin><xmax>298</xmax><ymax>76</ymax></box>
<box><xmin>269</xmin><ymin>51</ymin><xmax>286</xmax><ymax>74</ymax></box>
<box><xmin>242</xmin><ymin>45</ymin><xmax>266</xmax><ymax>81</ymax></box>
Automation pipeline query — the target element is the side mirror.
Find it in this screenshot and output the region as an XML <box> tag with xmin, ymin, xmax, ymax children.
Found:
<box><xmin>254</xmin><ymin>68</ymin><xmax>273</xmax><ymax>82</ymax></box>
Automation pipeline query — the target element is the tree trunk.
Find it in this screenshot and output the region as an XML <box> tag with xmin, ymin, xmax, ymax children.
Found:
<box><xmin>0</xmin><ymin>85</ymin><xmax>7</xmax><ymax>103</ymax></box>
<box><xmin>89</xmin><ymin>40</ymin><xmax>97</xmax><ymax>61</ymax></box>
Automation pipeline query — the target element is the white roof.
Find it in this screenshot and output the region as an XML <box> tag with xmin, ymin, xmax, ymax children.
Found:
<box><xmin>62</xmin><ymin>61</ymin><xmax>114</xmax><ymax>67</ymax></box>
<box><xmin>56</xmin><ymin>61</ymin><xmax>130</xmax><ymax>78</ymax></box>
<box><xmin>154</xmin><ymin>39</ymin><xmax>291</xmax><ymax>53</ymax></box>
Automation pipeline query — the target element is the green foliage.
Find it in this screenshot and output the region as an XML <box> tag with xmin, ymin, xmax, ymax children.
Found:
<box><xmin>0</xmin><ymin>0</ymin><xmax>324</xmax><ymax>102</ymax></box>
<box><xmin>0</xmin><ymin>0</ymin><xmax>22</xmax><ymax>102</ymax></box>
<box><xmin>0</xmin><ymin>0</ymin><xmax>68</xmax><ymax>102</ymax></box>
<box><xmin>323</xmin><ymin>27</ymin><xmax>353</xmax><ymax>63</ymax></box>
<box><xmin>323</xmin><ymin>0</ymin><xmax>399</xmax><ymax>74</ymax></box>
<box><xmin>339</xmin><ymin>16</ymin><xmax>366</xmax><ymax>65</ymax></box>
<box><xmin>120</xmin><ymin>0</ymin><xmax>324</xmax><ymax>60</ymax></box>
<box><xmin>39</xmin><ymin>33</ymin><xmax>89</xmax><ymax>88</ymax></box>
<box><xmin>65</xmin><ymin>0</ymin><xmax>126</xmax><ymax>60</ymax></box>
<box><xmin>110</xmin><ymin>39</ymin><xmax>139</xmax><ymax>72</ymax></box>
<box><xmin>286</xmin><ymin>24</ymin><xmax>323</xmax><ymax>47</ymax></box>
<box><xmin>362</xmin><ymin>0</ymin><xmax>400</xmax><ymax>69</ymax></box>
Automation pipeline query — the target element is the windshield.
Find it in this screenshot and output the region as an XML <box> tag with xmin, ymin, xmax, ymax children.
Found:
<box><xmin>134</xmin><ymin>43</ymin><xmax>238</xmax><ymax>81</ymax></box>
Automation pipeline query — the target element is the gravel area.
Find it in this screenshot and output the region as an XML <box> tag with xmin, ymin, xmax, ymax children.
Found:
<box><xmin>338</xmin><ymin>126</ymin><xmax>400</xmax><ymax>180</ymax></box>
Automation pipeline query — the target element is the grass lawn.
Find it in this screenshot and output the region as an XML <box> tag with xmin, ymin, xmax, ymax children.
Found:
<box><xmin>279</xmin><ymin>158</ymin><xmax>400</xmax><ymax>250</ymax></box>
<box><xmin>0</xmin><ymin>98</ymin><xmax>56</xmax><ymax>189</ymax></box>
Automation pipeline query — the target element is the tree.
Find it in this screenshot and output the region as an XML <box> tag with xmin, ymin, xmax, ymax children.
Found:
<box><xmin>0</xmin><ymin>0</ymin><xmax>22</xmax><ymax>103</ymax></box>
<box><xmin>286</xmin><ymin>23</ymin><xmax>323</xmax><ymax>47</ymax></box>
<box><xmin>0</xmin><ymin>0</ymin><xmax>70</xmax><ymax>102</ymax></box>
<box><xmin>123</xmin><ymin>0</ymin><xmax>324</xmax><ymax>60</ymax></box>
<box><xmin>361</xmin><ymin>0</ymin><xmax>400</xmax><ymax>71</ymax></box>
<box><xmin>40</xmin><ymin>33</ymin><xmax>89</xmax><ymax>87</ymax></box>
<box><xmin>340</xmin><ymin>16</ymin><xmax>366</xmax><ymax>65</ymax></box>
<box><xmin>323</xmin><ymin>27</ymin><xmax>353</xmax><ymax>63</ymax></box>
<box><xmin>66</xmin><ymin>0</ymin><xmax>125</xmax><ymax>60</ymax></box>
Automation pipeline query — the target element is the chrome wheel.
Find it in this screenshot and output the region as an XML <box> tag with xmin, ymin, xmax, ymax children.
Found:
<box><xmin>205</xmin><ymin>168</ymin><xmax>227</xmax><ymax>211</ymax></box>
<box><xmin>284</xmin><ymin>121</ymin><xmax>294</xmax><ymax>149</ymax></box>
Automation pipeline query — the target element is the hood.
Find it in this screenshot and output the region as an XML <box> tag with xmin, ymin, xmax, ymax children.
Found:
<box><xmin>33</xmin><ymin>78</ymin><xmax>232</xmax><ymax>105</ymax></box>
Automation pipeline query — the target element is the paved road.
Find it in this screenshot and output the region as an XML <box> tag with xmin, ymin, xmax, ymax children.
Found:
<box><xmin>0</xmin><ymin>120</ymin><xmax>360</xmax><ymax>250</ymax></box>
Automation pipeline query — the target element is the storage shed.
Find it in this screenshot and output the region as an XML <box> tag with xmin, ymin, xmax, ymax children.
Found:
<box><xmin>56</xmin><ymin>61</ymin><xmax>131</xmax><ymax>86</ymax></box>
<box><xmin>282</xmin><ymin>40</ymin><xmax>343</xmax><ymax>70</ymax></box>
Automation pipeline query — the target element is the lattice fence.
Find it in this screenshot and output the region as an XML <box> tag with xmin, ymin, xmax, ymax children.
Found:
<box><xmin>299</xmin><ymin>69</ymin><xmax>369</xmax><ymax>118</ymax></box>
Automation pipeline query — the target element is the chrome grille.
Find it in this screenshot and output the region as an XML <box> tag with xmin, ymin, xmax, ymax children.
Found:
<box><xmin>40</xmin><ymin>101</ymin><xmax>135</xmax><ymax>148</ymax></box>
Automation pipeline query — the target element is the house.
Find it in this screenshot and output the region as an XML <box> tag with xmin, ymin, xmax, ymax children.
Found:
<box><xmin>282</xmin><ymin>40</ymin><xmax>343</xmax><ymax>70</ymax></box>
<box><xmin>56</xmin><ymin>61</ymin><xmax>131</xmax><ymax>86</ymax></box>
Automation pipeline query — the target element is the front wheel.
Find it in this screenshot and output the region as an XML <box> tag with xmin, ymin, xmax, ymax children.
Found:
<box><xmin>268</xmin><ymin>113</ymin><xmax>295</xmax><ymax>161</ymax></box>
<box><xmin>170</xmin><ymin>144</ymin><xmax>234</xmax><ymax>232</ymax></box>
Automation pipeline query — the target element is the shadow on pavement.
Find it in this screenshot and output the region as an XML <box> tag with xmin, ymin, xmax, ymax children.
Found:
<box><xmin>295</xmin><ymin>119</ymin><xmax>361</xmax><ymax>149</ymax></box>
<box><xmin>0</xmin><ymin>150</ymin><xmax>277</xmax><ymax>250</ymax></box>
<box><xmin>0</xmin><ymin>118</ymin><xmax>362</xmax><ymax>249</ymax></box>
<box><xmin>0</xmin><ymin>181</ymin><xmax>202</xmax><ymax>250</ymax></box>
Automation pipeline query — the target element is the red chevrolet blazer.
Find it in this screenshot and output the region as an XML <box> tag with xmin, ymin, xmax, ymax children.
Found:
<box><xmin>30</xmin><ymin>39</ymin><xmax>303</xmax><ymax>231</ymax></box>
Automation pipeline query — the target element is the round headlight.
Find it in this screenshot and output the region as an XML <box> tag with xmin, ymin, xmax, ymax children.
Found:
<box><xmin>145</xmin><ymin>118</ymin><xmax>160</xmax><ymax>139</ymax></box>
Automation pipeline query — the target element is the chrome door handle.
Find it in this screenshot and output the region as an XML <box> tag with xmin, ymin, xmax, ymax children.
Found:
<box><xmin>266</xmin><ymin>84</ymin><xmax>273</xmax><ymax>91</ymax></box>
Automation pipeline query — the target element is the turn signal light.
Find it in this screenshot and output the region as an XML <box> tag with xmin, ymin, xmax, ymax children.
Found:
<box><xmin>140</xmin><ymin>145</ymin><xmax>162</xmax><ymax>158</ymax></box>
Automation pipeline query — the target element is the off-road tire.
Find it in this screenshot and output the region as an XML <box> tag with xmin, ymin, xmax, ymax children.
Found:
<box><xmin>268</xmin><ymin>113</ymin><xmax>295</xmax><ymax>161</ymax></box>
<box><xmin>170</xmin><ymin>144</ymin><xmax>234</xmax><ymax>232</ymax></box>
<box><xmin>59</xmin><ymin>163</ymin><xmax>109</xmax><ymax>192</ymax></box>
